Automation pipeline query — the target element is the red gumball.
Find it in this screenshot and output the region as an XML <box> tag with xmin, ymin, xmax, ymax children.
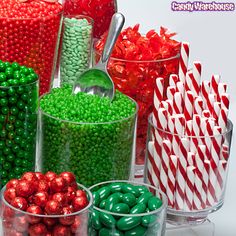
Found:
<box><xmin>50</xmin><ymin>177</ymin><xmax>67</xmax><ymax>193</ymax></box>
<box><xmin>59</xmin><ymin>172</ymin><xmax>76</xmax><ymax>186</ymax></box>
<box><xmin>52</xmin><ymin>193</ymin><xmax>68</xmax><ymax>206</ymax></box>
<box><xmin>21</xmin><ymin>172</ymin><xmax>37</xmax><ymax>183</ymax></box>
<box><xmin>38</xmin><ymin>180</ymin><xmax>49</xmax><ymax>192</ymax></box>
<box><xmin>28</xmin><ymin>223</ymin><xmax>47</xmax><ymax>236</ymax></box>
<box><xmin>11</xmin><ymin>197</ymin><xmax>28</xmax><ymax>211</ymax></box>
<box><xmin>3</xmin><ymin>206</ymin><xmax>15</xmax><ymax>220</ymax></box>
<box><xmin>16</xmin><ymin>180</ymin><xmax>34</xmax><ymax>198</ymax></box>
<box><xmin>34</xmin><ymin>191</ymin><xmax>49</xmax><ymax>208</ymax></box>
<box><xmin>13</xmin><ymin>215</ymin><xmax>28</xmax><ymax>232</ymax></box>
<box><xmin>59</xmin><ymin>206</ymin><xmax>75</xmax><ymax>226</ymax></box>
<box><xmin>53</xmin><ymin>225</ymin><xmax>71</xmax><ymax>236</ymax></box>
<box><xmin>66</xmin><ymin>186</ymin><xmax>76</xmax><ymax>203</ymax></box>
<box><xmin>72</xmin><ymin>196</ymin><xmax>88</xmax><ymax>212</ymax></box>
<box><xmin>43</xmin><ymin>217</ymin><xmax>57</xmax><ymax>227</ymax></box>
<box><xmin>70</xmin><ymin>216</ymin><xmax>82</xmax><ymax>234</ymax></box>
<box><xmin>4</xmin><ymin>188</ymin><xmax>16</xmax><ymax>203</ymax></box>
<box><xmin>26</xmin><ymin>205</ymin><xmax>43</xmax><ymax>224</ymax></box>
<box><xmin>2</xmin><ymin>219</ymin><xmax>13</xmax><ymax>229</ymax></box>
<box><xmin>6</xmin><ymin>179</ymin><xmax>19</xmax><ymax>190</ymax></box>
<box><xmin>75</xmin><ymin>190</ymin><xmax>87</xmax><ymax>198</ymax></box>
<box><xmin>45</xmin><ymin>200</ymin><xmax>62</xmax><ymax>215</ymax></box>
<box><xmin>35</xmin><ymin>172</ymin><xmax>45</xmax><ymax>181</ymax></box>
<box><xmin>3</xmin><ymin>229</ymin><xmax>24</xmax><ymax>236</ymax></box>
<box><xmin>45</xmin><ymin>171</ymin><xmax>57</xmax><ymax>182</ymax></box>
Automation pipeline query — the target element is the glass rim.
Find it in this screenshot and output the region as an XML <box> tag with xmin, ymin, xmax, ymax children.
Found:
<box><xmin>95</xmin><ymin>49</ymin><xmax>180</xmax><ymax>63</ymax></box>
<box><xmin>148</xmin><ymin>114</ymin><xmax>233</xmax><ymax>138</ymax></box>
<box><xmin>63</xmin><ymin>14</ymin><xmax>94</xmax><ymax>26</ymax></box>
<box><xmin>1</xmin><ymin>182</ymin><xmax>93</xmax><ymax>218</ymax></box>
<box><xmin>39</xmin><ymin>93</ymin><xmax>138</xmax><ymax>125</ymax></box>
<box><xmin>0</xmin><ymin>79</ymin><xmax>38</xmax><ymax>89</ymax></box>
<box><xmin>89</xmin><ymin>180</ymin><xmax>167</xmax><ymax>217</ymax></box>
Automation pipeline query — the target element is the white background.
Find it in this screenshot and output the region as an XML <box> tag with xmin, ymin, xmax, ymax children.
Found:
<box><xmin>118</xmin><ymin>0</ymin><xmax>236</xmax><ymax>235</ymax></box>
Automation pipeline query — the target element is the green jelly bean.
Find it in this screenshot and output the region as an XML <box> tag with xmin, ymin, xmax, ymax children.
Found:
<box><xmin>91</xmin><ymin>210</ymin><xmax>102</xmax><ymax>230</ymax></box>
<box><xmin>117</xmin><ymin>216</ymin><xmax>141</xmax><ymax>231</ymax></box>
<box><xmin>124</xmin><ymin>225</ymin><xmax>147</xmax><ymax>236</ymax></box>
<box><xmin>141</xmin><ymin>215</ymin><xmax>157</xmax><ymax>227</ymax></box>
<box><xmin>112</xmin><ymin>203</ymin><xmax>130</xmax><ymax>214</ymax></box>
<box><xmin>99</xmin><ymin>228</ymin><xmax>124</xmax><ymax>236</ymax></box>
<box><xmin>110</xmin><ymin>183</ymin><xmax>124</xmax><ymax>193</ymax></box>
<box><xmin>137</xmin><ymin>192</ymin><xmax>153</xmax><ymax>206</ymax></box>
<box><xmin>136</xmin><ymin>186</ymin><xmax>149</xmax><ymax>194</ymax></box>
<box><xmin>122</xmin><ymin>184</ymin><xmax>140</xmax><ymax>197</ymax></box>
<box><xmin>122</xmin><ymin>193</ymin><xmax>136</xmax><ymax>207</ymax></box>
<box><xmin>93</xmin><ymin>191</ymin><xmax>100</xmax><ymax>206</ymax></box>
<box><xmin>98</xmin><ymin>186</ymin><xmax>111</xmax><ymax>202</ymax></box>
<box><xmin>105</xmin><ymin>193</ymin><xmax>123</xmax><ymax>211</ymax></box>
<box><xmin>100</xmin><ymin>212</ymin><xmax>116</xmax><ymax>228</ymax></box>
<box><xmin>130</xmin><ymin>203</ymin><xmax>146</xmax><ymax>214</ymax></box>
<box><xmin>148</xmin><ymin>196</ymin><xmax>163</xmax><ymax>211</ymax></box>
<box><xmin>99</xmin><ymin>200</ymin><xmax>107</xmax><ymax>209</ymax></box>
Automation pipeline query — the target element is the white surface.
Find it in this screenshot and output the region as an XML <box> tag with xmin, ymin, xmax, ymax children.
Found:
<box><xmin>118</xmin><ymin>0</ymin><xmax>236</xmax><ymax>235</ymax></box>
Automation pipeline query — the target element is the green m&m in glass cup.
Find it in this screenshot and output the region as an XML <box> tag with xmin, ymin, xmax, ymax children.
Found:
<box><xmin>38</xmin><ymin>85</ymin><xmax>137</xmax><ymax>187</ymax></box>
<box><xmin>0</xmin><ymin>60</ymin><xmax>38</xmax><ymax>187</ymax></box>
<box><xmin>89</xmin><ymin>180</ymin><xmax>167</xmax><ymax>236</ymax></box>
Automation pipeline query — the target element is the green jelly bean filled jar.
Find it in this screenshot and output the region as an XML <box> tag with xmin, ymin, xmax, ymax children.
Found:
<box><xmin>0</xmin><ymin>61</ymin><xmax>38</xmax><ymax>188</ymax></box>
<box><xmin>89</xmin><ymin>180</ymin><xmax>167</xmax><ymax>236</ymax></box>
<box><xmin>38</xmin><ymin>85</ymin><xmax>137</xmax><ymax>187</ymax></box>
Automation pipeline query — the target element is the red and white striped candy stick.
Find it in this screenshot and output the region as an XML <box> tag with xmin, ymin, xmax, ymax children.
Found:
<box><xmin>187</xmin><ymin>152</ymin><xmax>195</xmax><ymax>166</ymax></box>
<box><xmin>165</xmin><ymin>99</ymin><xmax>174</xmax><ymax>116</ymax></box>
<box><xmin>146</xmin><ymin>141</ymin><xmax>155</xmax><ymax>186</ymax></box>
<box><xmin>175</xmin><ymin>137</ymin><xmax>189</xmax><ymax>210</ymax></box>
<box><xmin>201</xmin><ymin>80</ymin><xmax>211</xmax><ymax>108</ymax></box>
<box><xmin>167</xmin><ymin>155</ymin><xmax>178</xmax><ymax>208</ymax></box>
<box><xmin>212</xmin><ymin>102</ymin><xmax>221</xmax><ymax>122</ymax></box>
<box><xmin>156</xmin><ymin>108</ymin><xmax>168</xmax><ymax>131</ymax></box>
<box><xmin>173</xmin><ymin>92</ymin><xmax>183</xmax><ymax>114</ymax></box>
<box><xmin>186</xmin><ymin>120</ymin><xmax>193</xmax><ymax>136</ymax></box>
<box><xmin>211</xmin><ymin>126</ymin><xmax>222</xmax><ymax>169</ymax></box>
<box><xmin>218</xmin><ymin>83</ymin><xmax>227</xmax><ymax>99</ymax></box>
<box><xmin>184</xmin><ymin>166</ymin><xmax>196</xmax><ymax>211</ymax></box>
<box><xmin>178</xmin><ymin>42</ymin><xmax>190</xmax><ymax>83</ymax></box>
<box><xmin>191</xmin><ymin>62</ymin><xmax>202</xmax><ymax>97</ymax></box>
<box><xmin>218</xmin><ymin>107</ymin><xmax>228</xmax><ymax>132</ymax></box>
<box><xmin>206</xmin><ymin>93</ymin><xmax>216</xmax><ymax>115</ymax></box>
<box><xmin>211</xmin><ymin>75</ymin><xmax>220</xmax><ymax>100</ymax></box>
<box><xmin>193</xmin><ymin>96</ymin><xmax>204</xmax><ymax>116</ymax></box>
<box><xmin>169</xmin><ymin>74</ymin><xmax>179</xmax><ymax>86</ymax></box>
<box><xmin>159</xmin><ymin>140</ymin><xmax>172</xmax><ymax>194</ymax></box>
<box><xmin>176</xmin><ymin>81</ymin><xmax>184</xmax><ymax>96</ymax></box>
<box><xmin>185</xmin><ymin>71</ymin><xmax>193</xmax><ymax>92</ymax></box>
<box><xmin>221</xmin><ymin>93</ymin><xmax>230</xmax><ymax>110</ymax></box>
<box><xmin>221</xmin><ymin>145</ymin><xmax>229</xmax><ymax>161</ymax></box>
<box><xmin>193</xmin><ymin>165</ymin><xmax>204</xmax><ymax>210</ymax></box>
<box><xmin>167</xmin><ymin>86</ymin><xmax>176</xmax><ymax>101</ymax></box>
<box><xmin>153</xmin><ymin>77</ymin><xmax>164</xmax><ymax>126</ymax></box>
<box><xmin>184</xmin><ymin>91</ymin><xmax>194</xmax><ymax>121</ymax></box>
<box><xmin>202</xmin><ymin>110</ymin><xmax>211</xmax><ymax>118</ymax></box>
<box><xmin>190</xmin><ymin>115</ymin><xmax>202</xmax><ymax>153</ymax></box>
<box><xmin>215</xmin><ymin>160</ymin><xmax>227</xmax><ymax>200</ymax></box>
<box><xmin>152</xmin><ymin>140</ymin><xmax>162</xmax><ymax>186</ymax></box>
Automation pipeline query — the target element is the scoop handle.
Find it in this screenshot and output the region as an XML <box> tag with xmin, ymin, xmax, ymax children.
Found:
<box><xmin>101</xmin><ymin>13</ymin><xmax>125</xmax><ymax>65</ymax></box>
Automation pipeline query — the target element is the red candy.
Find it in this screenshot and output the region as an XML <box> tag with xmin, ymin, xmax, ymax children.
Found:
<box><xmin>11</xmin><ymin>197</ymin><xmax>28</xmax><ymax>211</ymax></box>
<box><xmin>26</xmin><ymin>205</ymin><xmax>43</xmax><ymax>224</ymax></box>
<box><xmin>45</xmin><ymin>200</ymin><xmax>62</xmax><ymax>215</ymax></box>
<box><xmin>95</xmin><ymin>25</ymin><xmax>181</xmax><ymax>164</ymax></box>
<box><xmin>14</xmin><ymin>215</ymin><xmax>28</xmax><ymax>232</ymax></box>
<box><xmin>72</xmin><ymin>196</ymin><xmax>88</xmax><ymax>212</ymax></box>
<box><xmin>16</xmin><ymin>180</ymin><xmax>35</xmax><ymax>198</ymax></box>
<box><xmin>60</xmin><ymin>172</ymin><xmax>76</xmax><ymax>186</ymax></box>
<box><xmin>0</xmin><ymin>0</ymin><xmax>62</xmax><ymax>95</ymax></box>
<box><xmin>38</xmin><ymin>180</ymin><xmax>50</xmax><ymax>192</ymax></box>
<box><xmin>59</xmin><ymin>206</ymin><xmax>75</xmax><ymax>226</ymax></box>
<box><xmin>63</xmin><ymin>0</ymin><xmax>116</xmax><ymax>38</ymax></box>
<box><xmin>4</xmin><ymin>188</ymin><xmax>16</xmax><ymax>203</ymax></box>
<box><xmin>45</xmin><ymin>171</ymin><xmax>57</xmax><ymax>183</ymax></box>
<box><xmin>50</xmin><ymin>177</ymin><xmax>67</xmax><ymax>193</ymax></box>
<box><xmin>6</xmin><ymin>179</ymin><xmax>19</xmax><ymax>189</ymax></box>
<box><xmin>53</xmin><ymin>225</ymin><xmax>71</xmax><ymax>236</ymax></box>
<box><xmin>52</xmin><ymin>193</ymin><xmax>68</xmax><ymax>207</ymax></box>
<box><xmin>34</xmin><ymin>192</ymin><xmax>49</xmax><ymax>208</ymax></box>
<box><xmin>28</xmin><ymin>223</ymin><xmax>48</xmax><ymax>236</ymax></box>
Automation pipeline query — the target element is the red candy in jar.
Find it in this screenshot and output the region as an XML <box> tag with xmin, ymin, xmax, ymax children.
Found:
<box><xmin>1</xmin><ymin>171</ymin><xmax>91</xmax><ymax>236</ymax></box>
<box><xmin>0</xmin><ymin>0</ymin><xmax>63</xmax><ymax>95</ymax></box>
<box><xmin>63</xmin><ymin>0</ymin><xmax>117</xmax><ymax>39</ymax></box>
<box><xmin>95</xmin><ymin>24</ymin><xmax>181</xmax><ymax>167</ymax></box>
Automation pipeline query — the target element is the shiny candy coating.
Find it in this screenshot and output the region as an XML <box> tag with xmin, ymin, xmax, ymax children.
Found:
<box><xmin>39</xmin><ymin>85</ymin><xmax>137</xmax><ymax>187</ymax></box>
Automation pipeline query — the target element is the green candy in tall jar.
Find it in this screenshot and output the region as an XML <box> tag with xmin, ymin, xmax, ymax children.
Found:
<box><xmin>38</xmin><ymin>85</ymin><xmax>137</xmax><ymax>187</ymax></box>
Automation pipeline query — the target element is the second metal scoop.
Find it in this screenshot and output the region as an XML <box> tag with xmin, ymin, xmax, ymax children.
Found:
<box><xmin>73</xmin><ymin>13</ymin><xmax>125</xmax><ymax>100</ymax></box>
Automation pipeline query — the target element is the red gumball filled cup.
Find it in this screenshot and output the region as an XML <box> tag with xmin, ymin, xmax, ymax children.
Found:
<box><xmin>0</xmin><ymin>172</ymin><xmax>92</xmax><ymax>236</ymax></box>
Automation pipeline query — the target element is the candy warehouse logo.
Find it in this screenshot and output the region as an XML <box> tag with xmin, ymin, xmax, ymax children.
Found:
<box><xmin>171</xmin><ymin>1</ymin><xmax>235</xmax><ymax>12</ymax></box>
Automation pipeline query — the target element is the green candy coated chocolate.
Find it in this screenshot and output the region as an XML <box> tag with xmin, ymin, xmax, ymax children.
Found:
<box><xmin>111</xmin><ymin>203</ymin><xmax>130</xmax><ymax>214</ymax></box>
<box><xmin>121</xmin><ymin>184</ymin><xmax>140</xmax><ymax>197</ymax></box>
<box><xmin>141</xmin><ymin>215</ymin><xmax>157</xmax><ymax>227</ymax></box>
<box><xmin>148</xmin><ymin>196</ymin><xmax>163</xmax><ymax>211</ymax></box>
<box><xmin>110</xmin><ymin>183</ymin><xmax>124</xmax><ymax>193</ymax></box>
<box><xmin>117</xmin><ymin>216</ymin><xmax>141</xmax><ymax>231</ymax></box>
<box><xmin>130</xmin><ymin>203</ymin><xmax>146</xmax><ymax>214</ymax></box>
<box><xmin>122</xmin><ymin>193</ymin><xmax>136</xmax><ymax>207</ymax></box>
<box><xmin>99</xmin><ymin>199</ymin><xmax>107</xmax><ymax>209</ymax></box>
<box><xmin>105</xmin><ymin>193</ymin><xmax>123</xmax><ymax>211</ymax></box>
<box><xmin>91</xmin><ymin>210</ymin><xmax>102</xmax><ymax>230</ymax></box>
<box><xmin>98</xmin><ymin>186</ymin><xmax>111</xmax><ymax>202</ymax></box>
<box><xmin>93</xmin><ymin>191</ymin><xmax>100</xmax><ymax>207</ymax></box>
<box><xmin>99</xmin><ymin>212</ymin><xmax>116</xmax><ymax>228</ymax></box>
<box><xmin>137</xmin><ymin>192</ymin><xmax>153</xmax><ymax>206</ymax></box>
<box><xmin>124</xmin><ymin>225</ymin><xmax>147</xmax><ymax>236</ymax></box>
<box><xmin>99</xmin><ymin>228</ymin><xmax>124</xmax><ymax>236</ymax></box>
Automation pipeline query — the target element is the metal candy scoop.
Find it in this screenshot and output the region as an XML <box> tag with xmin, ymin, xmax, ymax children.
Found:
<box><xmin>73</xmin><ymin>13</ymin><xmax>125</xmax><ymax>100</ymax></box>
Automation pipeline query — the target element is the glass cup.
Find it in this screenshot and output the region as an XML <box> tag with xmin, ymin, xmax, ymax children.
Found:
<box><xmin>1</xmin><ymin>183</ymin><xmax>93</xmax><ymax>235</ymax></box>
<box><xmin>144</xmin><ymin>114</ymin><xmax>233</xmax><ymax>225</ymax></box>
<box><xmin>0</xmin><ymin>80</ymin><xmax>38</xmax><ymax>188</ymax></box>
<box><xmin>89</xmin><ymin>180</ymin><xmax>167</xmax><ymax>236</ymax></box>
<box><xmin>0</xmin><ymin>7</ymin><xmax>63</xmax><ymax>95</ymax></box>
<box><xmin>37</xmin><ymin>96</ymin><xmax>138</xmax><ymax>187</ymax></box>
<box><xmin>59</xmin><ymin>15</ymin><xmax>93</xmax><ymax>86</ymax></box>
<box><xmin>95</xmin><ymin>52</ymin><xmax>180</xmax><ymax>176</ymax></box>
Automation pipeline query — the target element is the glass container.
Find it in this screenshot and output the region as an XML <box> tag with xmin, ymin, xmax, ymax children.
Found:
<box><xmin>0</xmin><ymin>1</ymin><xmax>63</xmax><ymax>95</ymax></box>
<box><xmin>89</xmin><ymin>180</ymin><xmax>167</xmax><ymax>236</ymax></box>
<box><xmin>63</xmin><ymin>0</ymin><xmax>117</xmax><ymax>39</ymax></box>
<box><xmin>0</xmin><ymin>80</ymin><xmax>38</xmax><ymax>188</ymax></box>
<box><xmin>37</xmin><ymin>95</ymin><xmax>138</xmax><ymax>187</ymax></box>
<box><xmin>60</xmin><ymin>15</ymin><xmax>93</xmax><ymax>86</ymax></box>
<box><xmin>1</xmin><ymin>183</ymin><xmax>92</xmax><ymax>235</ymax></box>
<box><xmin>144</xmin><ymin>114</ymin><xmax>233</xmax><ymax>225</ymax></box>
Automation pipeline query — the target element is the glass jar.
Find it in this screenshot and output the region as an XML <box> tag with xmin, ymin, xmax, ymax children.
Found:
<box><xmin>60</xmin><ymin>15</ymin><xmax>93</xmax><ymax>86</ymax></box>
<box><xmin>63</xmin><ymin>0</ymin><xmax>117</xmax><ymax>39</ymax></box>
<box><xmin>0</xmin><ymin>80</ymin><xmax>38</xmax><ymax>188</ymax></box>
<box><xmin>1</xmin><ymin>183</ymin><xmax>92</xmax><ymax>235</ymax></box>
<box><xmin>0</xmin><ymin>0</ymin><xmax>63</xmax><ymax>95</ymax></box>
<box><xmin>89</xmin><ymin>180</ymin><xmax>167</xmax><ymax>236</ymax></box>
<box><xmin>144</xmin><ymin>114</ymin><xmax>233</xmax><ymax>225</ymax></box>
<box><xmin>95</xmin><ymin>52</ymin><xmax>180</xmax><ymax>173</ymax></box>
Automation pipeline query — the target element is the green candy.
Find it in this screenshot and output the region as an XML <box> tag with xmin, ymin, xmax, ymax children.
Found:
<box><xmin>99</xmin><ymin>200</ymin><xmax>107</xmax><ymax>209</ymax></box>
<box><xmin>137</xmin><ymin>192</ymin><xmax>153</xmax><ymax>206</ymax></box>
<box><xmin>99</xmin><ymin>228</ymin><xmax>124</xmax><ymax>236</ymax></box>
<box><xmin>122</xmin><ymin>193</ymin><xmax>136</xmax><ymax>207</ymax></box>
<box><xmin>110</xmin><ymin>183</ymin><xmax>124</xmax><ymax>193</ymax></box>
<box><xmin>148</xmin><ymin>196</ymin><xmax>163</xmax><ymax>211</ymax></box>
<box><xmin>130</xmin><ymin>203</ymin><xmax>146</xmax><ymax>214</ymax></box>
<box><xmin>111</xmin><ymin>203</ymin><xmax>130</xmax><ymax>214</ymax></box>
<box><xmin>91</xmin><ymin>211</ymin><xmax>102</xmax><ymax>230</ymax></box>
<box><xmin>105</xmin><ymin>193</ymin><xmax>123</xmax><ymax>211</ymax></box>
<box><xmin>121</xmin><ymin>184</ymin><xmax>140</xmax><ymax>197</ymax></box>
<box><xmin>124</xmin><ymin>225</ymin><xmax>147</xmax><ymax>236</ymax></box>
<box><xmin>98</xmin><ymin>186</ymin><xmax>111</xmax><ymax>202</ymax></box>
<box><xmin>117</xmin><ymin>216</ymin><xmax>141</xmax><ymax>231</ymax></box>
<box><xmin>93</xmin><ymin>191</ymin><xmax>100</xmax><ymax>207</ymax></box>
<box><xmin>141</xmin><ymin>215</ymin><xmax>157</xmax><ymax>227</ymax></box>
<box><xmin>99</xmin><ymin>212</ymin><xmax>116</xmax><ymax>228</ymax></box>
